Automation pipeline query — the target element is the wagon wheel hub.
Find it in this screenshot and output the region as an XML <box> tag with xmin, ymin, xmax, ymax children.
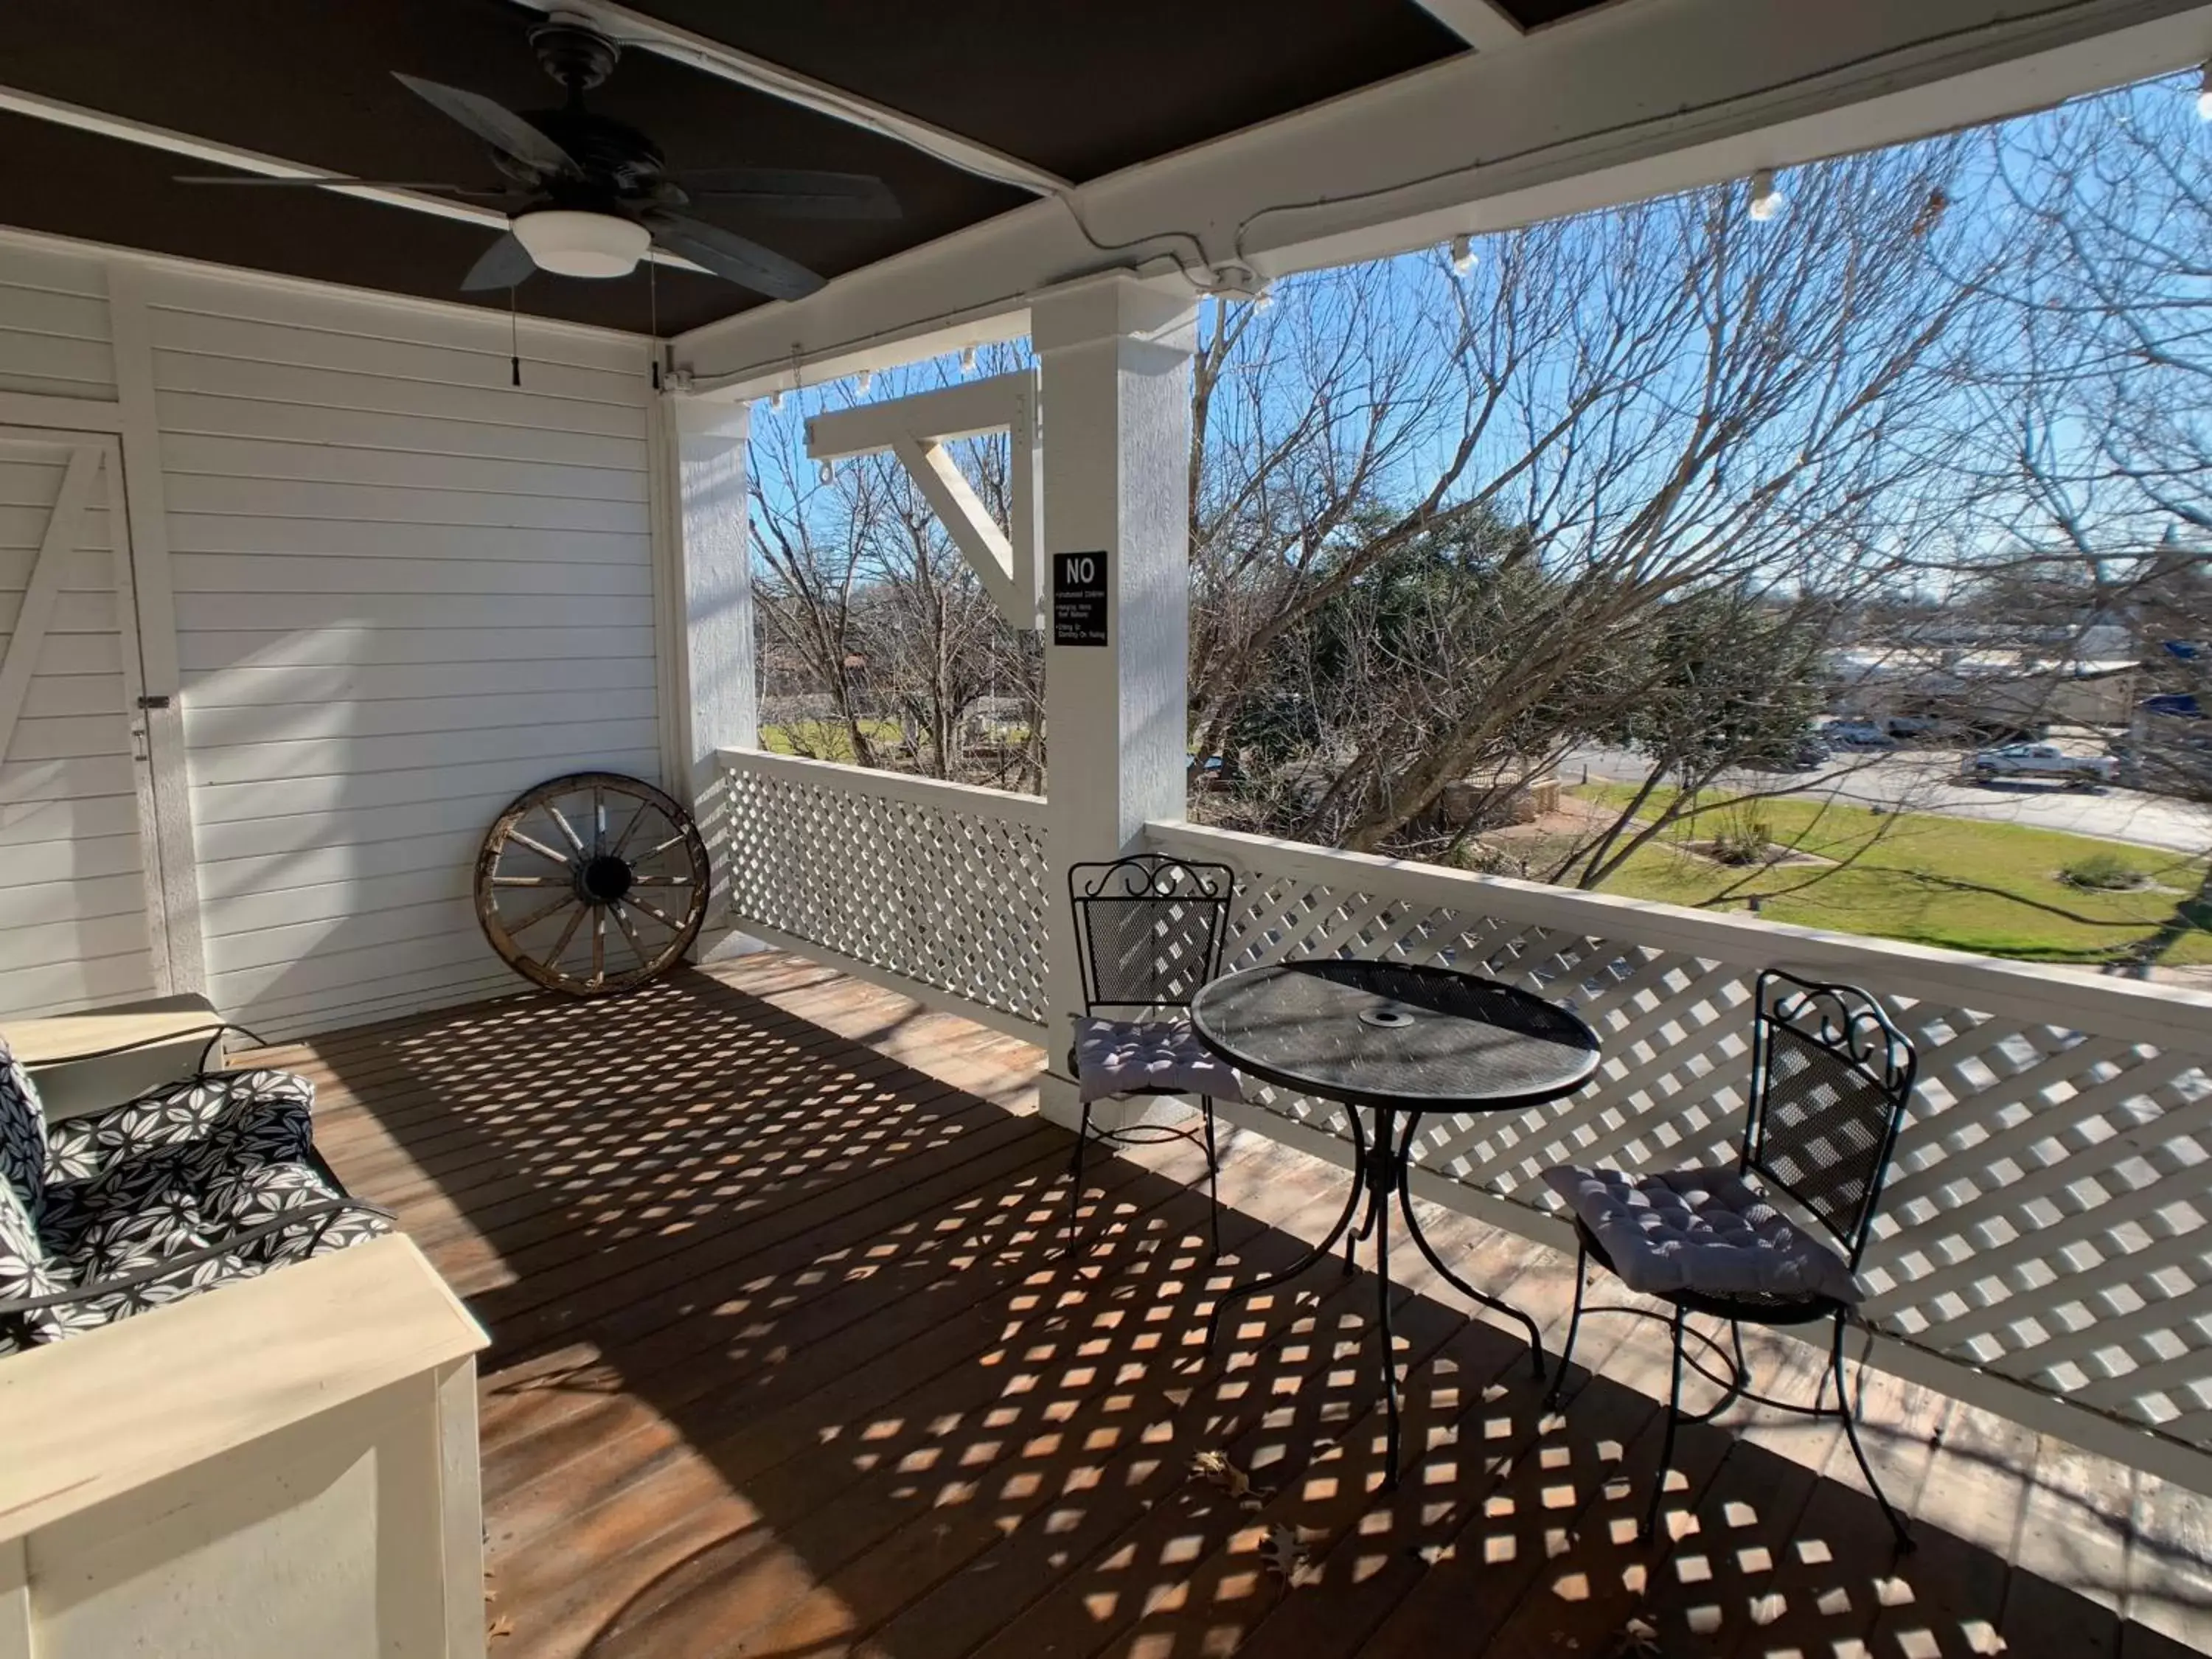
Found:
<box><xmin>578</xmin><ymin>853</ymin><xmax>635</xmax><ymax>905</ymax></box>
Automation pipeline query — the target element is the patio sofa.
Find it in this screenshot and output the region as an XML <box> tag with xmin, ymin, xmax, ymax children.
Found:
<box><xmin>0</xmin><ymin>1036</ymin><xmax>391</xmax><ymax>1354</ymax></box>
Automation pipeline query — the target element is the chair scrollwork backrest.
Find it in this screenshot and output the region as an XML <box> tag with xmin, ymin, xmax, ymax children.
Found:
<box><xmin>1066</xmin><ymin>855</ymin><xmax>1236</xmax><ymax>1017</ymax></box>
<box><xmin>1742</xmin><ymin>969</ymin><xmax>1918</xmax><ymax>1268</ymax></box>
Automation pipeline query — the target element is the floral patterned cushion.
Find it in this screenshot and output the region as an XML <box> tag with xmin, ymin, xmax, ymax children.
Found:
<box><xmin>0</xmin><ymin>1040</ymin><xmax>63</xmax><ymax>1337</ymax></box>
<box><xmin>0</xmin><ymin>1057</ymin><xmax>390</xmax><ymax>1355</ymax></box>
<box><xmin>44</xmin><ymin>1068</ymin><xmax>314</xmax><ymax>1186</ymax></box>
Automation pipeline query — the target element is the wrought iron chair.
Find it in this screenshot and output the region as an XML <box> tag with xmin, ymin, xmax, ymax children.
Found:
<box><xmin>1064</xmin><ymin>854</ymin><xmax>1244</xmax><ymax>1256</ymax></box>
<box><xmin>1540</xmin><ymin>969</ymin><xmax>1919</xmax><ymax>1550</ymax></box>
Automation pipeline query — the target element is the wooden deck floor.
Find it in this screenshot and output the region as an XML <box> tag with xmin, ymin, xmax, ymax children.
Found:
<box><xmin>268</xmin><ymin>954</ymin><xmax>2212</xmax><ymax>1659</ymax></box>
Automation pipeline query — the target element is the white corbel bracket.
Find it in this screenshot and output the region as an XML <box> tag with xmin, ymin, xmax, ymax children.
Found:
<box><xmin>804</xmin><ymin>370</ymin><xmax>1043</xmax><ymax>630</ymax></box>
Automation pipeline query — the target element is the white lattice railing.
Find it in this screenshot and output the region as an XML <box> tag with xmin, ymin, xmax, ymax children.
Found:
<box><xmin>703</xmin><ymin>753</ymin><xmax>2212</xmax><ymax>1481</ymax></box>
<box><xmin>717</xmin><ymin>748</ymin><xmax>1050</xmax><ymax>1038</ymax></box>
<box><xmin>1149</xmin><ymin>818</ymin><xmax>2212</xmax><ymax>1480</ymax></box>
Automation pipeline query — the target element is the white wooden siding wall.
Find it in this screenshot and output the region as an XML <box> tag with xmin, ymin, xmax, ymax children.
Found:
<box><xmin>0</xmin><ymin>439</ymin><xmax>158</xmax><ymax>1017</ymax></box>
<box><xmin>142</xmin><ymin>272</ymin><xmax>660</xmax><ymax>1038</ymax></box>
<box><xmin>0</xmin><ymin>243</ymin><xmax>115</xmax><ymax>404</ymax></box>
<box><xmin>0</xmin><ymin>245</ymin><xmax>158</xmax><ymax>1019</ymax></box>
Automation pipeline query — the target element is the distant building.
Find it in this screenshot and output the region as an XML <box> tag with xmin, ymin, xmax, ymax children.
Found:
<box><xmin>1824</xmin><ymin>627</ymin><xmax>2140</xmax><ymax>730</ymax></box>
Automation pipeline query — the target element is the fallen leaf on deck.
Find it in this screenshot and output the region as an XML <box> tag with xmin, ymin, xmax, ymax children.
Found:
<box><xmin>487</xmin><ymin>1614</ymin><xmax>515</xmax><ymax>1640</ymax></box>
<box><xmin>1192</xmin><ymin>1448</ymin><xmax>1274</xmax><ymax>1508</ymax></box>
<box><xmin>1609</xmin><ymin>1613</ymin><xmax>1663</xmax><ymax>1657</ymax></box>
<box><xmin>1261</xmin><ymin>1522</ymin><xmax>1325</xmax><ymax>1587</ymax></box>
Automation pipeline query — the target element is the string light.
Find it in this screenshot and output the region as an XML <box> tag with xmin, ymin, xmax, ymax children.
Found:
<box><xmin>1449</xmin><ymin>233</ymin><xmax>1477</xmax><ymax>276</ymax></box>
<box><xmin>2199</xmin><ymin>60</ymin><xmax>2212</xmax><ymax>120</ymax></box>
<box><xmin>959</xmin><ymin>345</ymin><xmax>978</xmax><ymax>374</ymax></box>
<box><xmin>768</xmin><ymin>389</ymin><xmax>785</xmax><ymax>411</ymax></box>
<box><xmin>1747</xmin><ymin>168</ymin><xmax>1784</xmax><ymax>222</ymax></box>
<box><xmin>1253</xmin><ymin>282</ymin><xmax>1275</xmax><ymax>310</ymax></box>
<box><xmin>855</xmin><ymin>369</ymin><xmax>873</xmax><ymax>394</ymax></box>
<box><xmin>817</xmin><ymin>459</ymin><xmax>833</xmax><ymax>486</ymax></box>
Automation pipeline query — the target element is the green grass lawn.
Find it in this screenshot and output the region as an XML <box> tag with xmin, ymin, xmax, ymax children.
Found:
<box><xmin>759</xmin><ymin>718</ymin><xmax>903</xmax><ymax>760</ymax></box>
<box><xmin>1565</xmin><ymin>785</ymin><xmax>2212</xmax><ymax>966</ymax></box>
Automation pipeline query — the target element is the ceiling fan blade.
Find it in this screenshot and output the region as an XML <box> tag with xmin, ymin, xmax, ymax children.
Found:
<box><xmin>644</xmin><ymin>212</ymin><xmax>824</xmax><ymax>302</ymax></box>
<box><xmin>393</xmin><ymin>72</ymin><xmax>578</xmax><ymax>178</ymax></box>
<box><xmin>173</xmin><ymin>174</ymin><xmax>513</xmax><ymax>197</ymax></box>
<box><xmin>460</xmin><ymin>232</ymin><xmax>538</xmax><ymax>292</ymax></box>
<box><xmin>672</xmin><ymin>168</ymin><xmax>900</xmax><ymax>222</ymax></box>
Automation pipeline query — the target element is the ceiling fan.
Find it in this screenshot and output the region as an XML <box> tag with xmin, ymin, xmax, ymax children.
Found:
<box><xmin>174</xmin><ymin>13</ymin><xmax>898</xmax><ymax>302</ymax></box>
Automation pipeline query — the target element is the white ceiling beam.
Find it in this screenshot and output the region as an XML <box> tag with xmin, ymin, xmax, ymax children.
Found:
<box><xmin>0</xmin><ymin>84</ymin><xmax>711</xmax><ymax>276</ymax></box>
<box><xmin>1410</xmin><ymin>0</ymin><xmax>1526</xmax><ymax>51</ymax></box>
<box><xmin>803</xmin><ymin>371</ymin><xmax>1034</xmax><ymax>460</ymax></box>
<box><xmin>673</xmin><ymin>0</ymin><xmax>2212</xmax><ymax>390</ymax></box>
<box><xmin>803</xmin><ymin>372</ymin><xmax>1043</xmax><ymax>627</ymax></box>
<box><xmin>506</xmin><ymin>0</ymin><xmax>1072</xmax><ymax>198</ymax></box>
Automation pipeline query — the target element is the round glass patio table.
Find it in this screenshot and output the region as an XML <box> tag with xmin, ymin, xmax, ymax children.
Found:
<box><xmin>1189</xmin><ymin>959</ymin><xmax>1602</xmax><ymax>1488</ymax></box>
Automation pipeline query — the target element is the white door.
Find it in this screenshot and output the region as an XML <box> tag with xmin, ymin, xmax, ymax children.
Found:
<box><xmin>0</xmin><ymin>430</ymin><xmax>165</xmax><ymax>1018</ymax></box>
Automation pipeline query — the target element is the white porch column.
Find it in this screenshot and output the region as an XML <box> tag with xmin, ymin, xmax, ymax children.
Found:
<box><xmin>1032</xmin><ymin>277</ymin><xmax>1199</xmax><ymax>1129</ymax></box>
<box><xmin>664</xmin><ymin>394</ymin><xmax>757</xmax><ymax>953</ymax></box>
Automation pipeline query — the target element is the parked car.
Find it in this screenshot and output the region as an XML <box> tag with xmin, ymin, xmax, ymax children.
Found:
<box><xmin>1969</xmin><ymin>742</ymin><xmax>2118</xmax><ymax>787</ymax></box>
<box><xmin>1743</xmin><ymin>738</ymin><xmax>1831</xmax><ymax>772</ymax></box>
<box><xmin>1819</xmin><ymin>719</ymin><xmax>1897</xmax><ymax>750</ymax></box>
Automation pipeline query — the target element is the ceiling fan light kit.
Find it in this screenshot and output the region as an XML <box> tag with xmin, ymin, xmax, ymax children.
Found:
<box><xmin>512</xmin><ymin>207</ymin><xmax>649</xmax><ymax>277</ymax></box>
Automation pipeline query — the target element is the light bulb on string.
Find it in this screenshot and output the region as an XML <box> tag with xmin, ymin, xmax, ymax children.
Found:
<box><xmin>1253</xmin><ymin>283</ymin><xmax>1275</xmax><ymax>310</ymax></box>
<box><xmin>959</xmin><ymin>345</ymin><xmax>978</xmax><ymax>375</ymax></box>
<box><xmin>2199</xmin><ymin>60</ymin><xmax>2212</xmax><ymax>120</ymax></box>
<box><xmin>1747</xmin><ymin>169</ymin><xmax>1784</xmax><ymax>222</ymax></box>
<box><xmin>1449</xmin><ymin>234</ymin><xmax>1477</xmax><ymax>276</ymax></box>
<box><xmin>818</xmin><ymin>460</ymin><xmax>833</xmax><ymax>486</ymax></box>
<box><xmin>855</xmin><ymin>369</ymin><xmax>873</xmax><ymax>395</ymax></box>
<box><xmin>768</xmin><ymin>389</ymin><xmax>785</xmax><ymax>411</ymax></box>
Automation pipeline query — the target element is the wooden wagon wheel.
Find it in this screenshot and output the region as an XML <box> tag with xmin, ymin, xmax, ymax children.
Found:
<box><xmin>473</xmin><ymin>771</ymin><xmax>710</xmax><ymax>997</ymax></box>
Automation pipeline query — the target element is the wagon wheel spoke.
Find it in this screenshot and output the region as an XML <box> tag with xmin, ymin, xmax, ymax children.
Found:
<box><xmin>545</xmin><ymin>802</ymin><xmax>590</xmax><ymax>858</ymax></box>
<box><xmin>507</xmin><ymin>828</ymin><xmax>573</xmax><ymax>866</ymax></box>
<box><xmin>591</xmin><ymin>908</ymin><xmax>606</xmax><ymax>986</ymax></box>
<box><xmin>505</xmin><ymin>891</ymin><xmax>577</xmax><ymax>935</ymax></box>
<box><xmin>545</xmin><ymin>897</ymin><xmax>588</xmax><ymax>965</ymax></box>
<box><xmin>626</xmin><ymin>896</ymin><xmax>684</xmax><ymax>931</ymax></box>
<box><xmin>490</xmin><ymin>874</ymin><xmax>565</xmax><ymax>886</ymax></box>
<box><xmin>611</xmin><ymin>900</ymin><xmax>652</xmax><ymax>964</ymax></box>
<box><xmin>608</xmin><ymin>801</ymin><xmax>650</xmax><ymax>859</ymax></box>
<box><xmin>631</xmin><ymin>874</ymin><xmax>693</xmax><ymax>886</ymax></box>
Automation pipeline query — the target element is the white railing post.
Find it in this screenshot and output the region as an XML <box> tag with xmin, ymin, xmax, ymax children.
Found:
<box><xmin>1032</xmin><ymin>276</ymin><xmax>1199</xmax><ymax>1130</ymax></box>
<box><xmin>668</xmin><ymin>395</ymin><xmax>757</xmax><ymax>954</ymax></box>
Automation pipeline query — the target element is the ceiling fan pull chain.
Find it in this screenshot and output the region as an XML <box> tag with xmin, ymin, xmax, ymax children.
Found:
<box><xmin>509</xmin><ymin>284</ymin><xmax>522</xmax><ymax>388</ymax></box>
<box><xmin>647</xmin><ymin>257</ymin><xmax>661</xmax><ymax>391</ymax></box>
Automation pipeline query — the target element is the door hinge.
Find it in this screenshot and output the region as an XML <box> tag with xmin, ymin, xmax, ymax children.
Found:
<box><xmin>136</xmin><ymin>694</ymin><xmax>172</xmax><ymax>710</ymax></box>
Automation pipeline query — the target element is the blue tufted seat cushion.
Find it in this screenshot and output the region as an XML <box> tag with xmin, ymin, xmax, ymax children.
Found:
<box><xmin>1540</xmin><ymin>1164</ymin><xmax>1860</xmax><ymax>1305</ymax></box>
<box><xmin>1073</xmin><ymin>1018</ymin><xmax>1246</xmax><ymax>1105</ymax></box>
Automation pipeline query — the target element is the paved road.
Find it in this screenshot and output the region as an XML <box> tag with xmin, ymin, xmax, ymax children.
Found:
<box><xmin>1566</xmin><ymin>746</ymin><xmax>2212</xmax><ymax>855</ymax></box>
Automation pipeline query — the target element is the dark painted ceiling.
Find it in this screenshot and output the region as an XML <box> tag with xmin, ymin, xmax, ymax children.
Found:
<box><xmin>0</xmin><ymin>0</ymin><xmax>1467</xmax><ymax>336</ymax></box>
<box><xmin>622</xmin><ymin>1</ymin><xmax>1467</xmax><ymax>184</ymax></box>
<box><xmin>1491</xmin><ymin>0</ymin><xmax>1621</xmax><ymax>27</ymax></box>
